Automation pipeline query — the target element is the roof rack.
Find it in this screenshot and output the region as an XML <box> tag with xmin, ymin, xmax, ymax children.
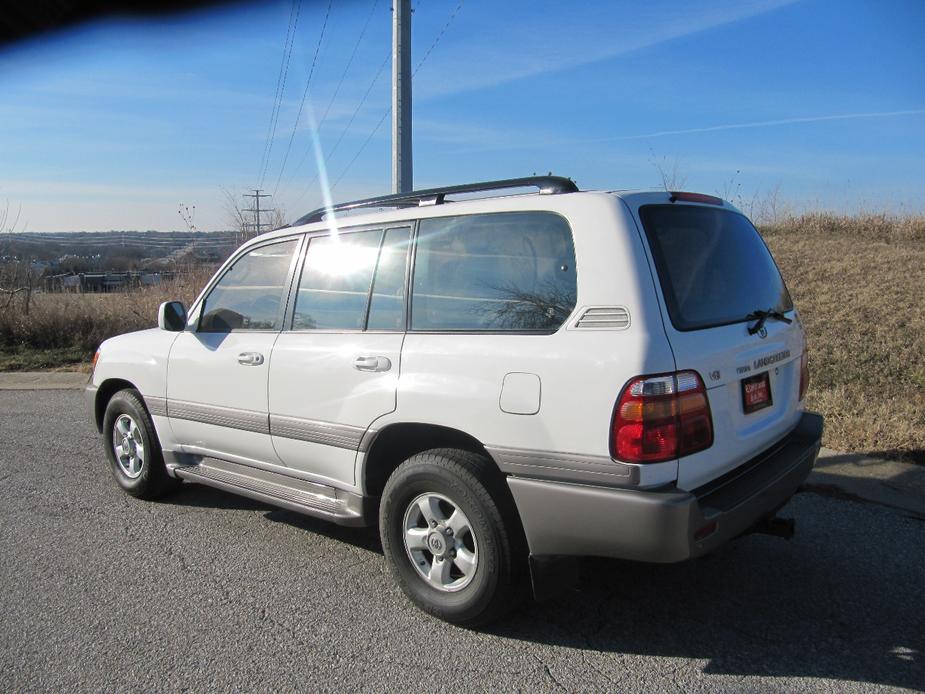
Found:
<box><xmin>292</xmin><ymin>175</ymin><xmax>578</xmax><ymax>226</ymax></box>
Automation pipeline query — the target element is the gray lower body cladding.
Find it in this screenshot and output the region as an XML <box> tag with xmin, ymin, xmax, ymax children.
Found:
<box><xmin>507</xmin><ymin>412</ymin><xmax>824</xmax><ymax>563</ymax></box>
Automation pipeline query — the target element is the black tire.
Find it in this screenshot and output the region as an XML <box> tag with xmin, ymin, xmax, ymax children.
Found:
<box><xmin>102</xmin><ymin>389</ymin><xmax>179</xmax><ymax>500</ymax></box>
<box><xmin>379</xmin><ymin>448</ymin><xmax>526</xmax><ymax>626</ymax></box>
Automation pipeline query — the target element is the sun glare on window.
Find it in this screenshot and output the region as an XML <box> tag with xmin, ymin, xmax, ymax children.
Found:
<box><xmin>306</xmin><ymin>239</ymin><xmax>379</xmax><ymax>277</ymax></box>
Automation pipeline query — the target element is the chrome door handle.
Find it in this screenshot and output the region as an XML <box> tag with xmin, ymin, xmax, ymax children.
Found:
<box><xmin>354</xmin><ymin>355</ymin><xmax>392</xmax><ymax>372</ymax></box>
<box><xmin>237</xmin><ymin>352</ymin><xmax>265</xmax><ymax>366</ymax></box>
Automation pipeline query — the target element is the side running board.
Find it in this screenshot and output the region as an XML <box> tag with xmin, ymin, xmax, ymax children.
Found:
<box><xmin>171</xmin><ymin>458</ymin><xmax>368</xmax><ymax>527</ymax></box>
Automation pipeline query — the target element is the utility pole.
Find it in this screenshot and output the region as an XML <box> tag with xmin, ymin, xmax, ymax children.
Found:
<box><xmin>243</xmin><ymin>189</ymin><xmax>274</xmax><ymax>240</ymax></box>
<box><xmin>392</xmin><ymin>0</ymin><xmax>412</xmax><ymax>193</ymax></box>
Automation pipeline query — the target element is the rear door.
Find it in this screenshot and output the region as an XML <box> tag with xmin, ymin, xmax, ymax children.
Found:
<box><xmin>268</xmin><ymin>225</ymin><xmax>411</xmax><ymax>487</ymax></box>
<box><xmin>635</xmin><ymin>202</ymin><xmax>805</xmax><ymax>490</ymax></box>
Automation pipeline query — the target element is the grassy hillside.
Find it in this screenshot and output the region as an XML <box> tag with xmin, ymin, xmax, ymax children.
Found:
<box><xmin>761</xmin><ymin>214</ymin><xmax>925</xmax><ymax>461</ymax></box>
<box><xmin>1</xmin><ymin>214</ymin><xmax>922</xmax><ymax>460</ymax></box>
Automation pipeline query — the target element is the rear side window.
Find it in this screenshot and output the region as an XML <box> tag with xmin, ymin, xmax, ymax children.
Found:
<box><xmin>411</xmin><ymin>212</ymin><xmax>577</xmax><ymax>332</ymax></box>
<box><xmin>292</xmin><ymin>227</ymin><xmax>411</xmax><ymax>331</ymax></box>
<box><xmin>367</xmin><ymin>228</ymin><xmax>411</xmax><ymax>330</ymax></box>
<box><xmin>639</xmin><ymin>205</ymin><xmax>793</xmax><ymax>331</ymax></box>
<box><xmin>293</xmin><ymin>230</ymin><xmax>381</xmax><ymax>330</ymax></box>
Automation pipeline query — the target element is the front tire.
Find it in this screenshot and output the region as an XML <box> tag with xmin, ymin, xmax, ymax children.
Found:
<box><xmin>379</xmin><ymin>448</ymin><xmax>525</xmax><ymax>626</ymax></box>
<box><xmin>102</xmin><ymin>389</ymin><xmax>179</xmax><ymax>500</ymax></box>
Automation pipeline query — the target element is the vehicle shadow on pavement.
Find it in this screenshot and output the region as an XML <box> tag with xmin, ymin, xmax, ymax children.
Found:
<box><xmin>491</xmin><ymin>494</ymin><xmax>924</xmax><ymax>690</ymax></box>
<box><xmin>159</xmin><ymin>482</ymin><xmax>273</xmax><ymax>513</ymax></box>
<box><xmin>160</xmin><ymin>483</ymin><xmax>384</xmax><ymax>552</ymax></box>
<box><xmin>263</xmin><ymin>508</ymin><xmax>383</xmax><ymax>553</ymax></box>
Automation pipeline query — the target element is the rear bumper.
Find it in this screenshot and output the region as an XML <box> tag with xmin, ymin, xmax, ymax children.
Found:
<box><xmin>507</xmin><ymin>411</ymin><xmax>823</xmax><ymax>563</ymax></box>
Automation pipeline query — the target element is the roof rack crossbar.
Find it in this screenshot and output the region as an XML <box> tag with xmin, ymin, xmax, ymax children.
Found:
<box><xmin>293</xmin><ymin>175</ymin><xmax>578</xmax><ymax>226</ymax></box>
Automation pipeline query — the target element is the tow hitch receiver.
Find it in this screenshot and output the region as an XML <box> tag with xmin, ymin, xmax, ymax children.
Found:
<box><xmin>751</xmin><ymin>516</ymin><xmax>795</xmax><ymax>540</ymax></box>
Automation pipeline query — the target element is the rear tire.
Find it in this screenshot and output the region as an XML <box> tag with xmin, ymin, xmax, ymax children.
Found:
<box><xmin>102</xmin><ymin>389</ymin><xmax>179</xmax><ymax>500</ymax></box>
<box><xmin>379</xmin><ymin>448</ymin><xmax>525</xmax><ymax>626</ymax></box>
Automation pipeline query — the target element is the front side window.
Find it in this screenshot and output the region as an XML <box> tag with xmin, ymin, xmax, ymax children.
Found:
<box><xmin>411</xmin><ymin>212</ymin><xmax>577</xmax><ymax>332</ymax></box>
<box><xmin>199</xmin><ymin>239</ymin><xmax>298</xmax><ymax>332</ymax></box>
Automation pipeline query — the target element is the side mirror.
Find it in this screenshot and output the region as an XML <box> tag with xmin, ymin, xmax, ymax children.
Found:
<box><xmin>158</xmin><ymin>301</ymin><xmax>187</xmax><ymax>332</ymax></box>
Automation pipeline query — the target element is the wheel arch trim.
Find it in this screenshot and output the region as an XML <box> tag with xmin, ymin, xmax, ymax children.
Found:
<box><xmin>359</xmin><ymin>422</ymin><xmax>500</xmax><ymax>497</ymax></box>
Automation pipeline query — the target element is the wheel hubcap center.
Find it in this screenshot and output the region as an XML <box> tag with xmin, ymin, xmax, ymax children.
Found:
<box><xmin>427</xmin><ymin>529</ymin><xmax>449</xmax><ymax>558</ymax></box>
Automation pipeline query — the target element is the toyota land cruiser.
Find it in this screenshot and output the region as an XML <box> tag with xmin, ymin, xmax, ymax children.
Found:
<box><xmin>86</xmin><ymin>176</ymin><xmax>823</xmax><ymax>625</ymax></box>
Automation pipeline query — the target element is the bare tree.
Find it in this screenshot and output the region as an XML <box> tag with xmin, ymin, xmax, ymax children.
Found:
<box><xmin>649</xmin><ymin>151</ymin><xmax>687</xmax><ymax>192</ymax></box>
<box><xmin>177</xmin><ymin>203</ymin><xmax>198</xmax><ymax>232</ymax></box>
<box><xmin>1</xmin><ymin>200</ymin><xmax>37</xmax><ymax>314</ymax></box>
<box><xmin>475</xmin><ymin>280</ymin><xmax>577</xmax><ymax>331</ymax></box>
<box><xmin>221</xmin><ymin>188</ymin><xmax>289</xmax><ymax>245</ymax></box>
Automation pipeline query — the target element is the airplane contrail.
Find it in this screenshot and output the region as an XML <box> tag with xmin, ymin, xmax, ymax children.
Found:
<box><xmin>605</xmin><ymin>108</ymin><xmax>925</xmax><ymax>140</ymax></box>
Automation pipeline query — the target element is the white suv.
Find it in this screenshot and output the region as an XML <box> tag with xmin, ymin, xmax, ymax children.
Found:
<box><xmin>87</xmin><ymin>176</ymin><xmax>823</xmax><ymax>625</ymax></box>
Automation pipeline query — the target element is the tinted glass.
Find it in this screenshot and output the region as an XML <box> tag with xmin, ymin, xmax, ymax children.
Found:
<box><xmin>367</xmin><ymin>227</ymin><xmax>411</xmax><ymax>331</ymax></box>
<box><xmin>411</xmin><ymin>212</ymin><xmax>577</xmax><ymax>332</ymax></box>
<box><xmin>639</xmin><ymin>205</ymin><xmax>793</xmax><ymax>331</ymax></box>
<box><xmin>199</xmin><ymin>239</ymin><xmax>297</xmax><ymax>332</ymax></box>
<box><xmin>293</xmin><ymin>230</ymin><xmax>382</xmax><ymax>330</ymax></box>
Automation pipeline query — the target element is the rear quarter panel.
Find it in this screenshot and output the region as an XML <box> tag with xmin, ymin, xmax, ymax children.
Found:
<box><xmin>361</xmin><ymin>193</ymin><xmax>677</xmax><ymax>487</ymax></box>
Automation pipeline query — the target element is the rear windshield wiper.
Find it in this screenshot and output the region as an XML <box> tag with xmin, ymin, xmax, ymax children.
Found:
<box><xmin>746</xmin><ymin>308</ymin><xmax>792</xmax><ymax>335</ymax></box>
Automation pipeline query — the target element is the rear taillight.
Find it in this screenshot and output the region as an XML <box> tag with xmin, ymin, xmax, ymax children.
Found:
<box><xmin>799</xmin><ymin>347</ymin><xmax>809</xmax><ymax>401</ymax></box>
<box><xmin>611</xmin><ymin>371</ymin><xmax>714</xmax><ymax>463</ymax></box>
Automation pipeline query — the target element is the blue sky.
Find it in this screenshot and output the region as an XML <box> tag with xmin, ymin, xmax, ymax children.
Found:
<box><xmin>1</xmin><ymin>0</ymin><xmax>923</xmax><ymax>231</ymax></box>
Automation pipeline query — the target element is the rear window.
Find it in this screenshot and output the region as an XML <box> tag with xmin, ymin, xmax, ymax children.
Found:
<box><xmin>639</xmin><ymin>205</ymin><xmax>792</xmax><ymax>331</ymax></box>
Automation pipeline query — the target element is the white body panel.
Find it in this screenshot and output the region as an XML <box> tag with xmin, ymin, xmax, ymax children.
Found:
<box><xmin>89</xmin><ymin>328</ymin><xmax>179</xmax><ymax>449</ymax></box>
<box><xmin>166</xmin><ymin>331</ymin><xmax>280</xmax><ymax>465</ymax></box>
<box><xmin>383</xmin><ymin>328</ymin><xmax>672</xmax><ymax>453</ymax></box>
<box><xmin>663</xmin><ymin>319</ymin><xmax>804</xmax><ymax>490</ymax></box>
<box><xmin>91</xmin><ymin>328</ymin><xmax>174</xmax><ymax>400</ymax></box>
<box><xmin>269</xmin><ymin>331</ymin><xmax>403</xmax><ymax>487</ymax></box>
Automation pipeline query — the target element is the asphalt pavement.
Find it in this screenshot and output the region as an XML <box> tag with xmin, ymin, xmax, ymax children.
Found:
<box><xmin>1</xmin><ymin>390</ymin><xmax>923</xmax><ymax>692</ymax></box>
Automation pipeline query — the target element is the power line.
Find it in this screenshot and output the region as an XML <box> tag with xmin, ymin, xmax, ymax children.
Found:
<box><xmin>411</xmin><ymin>0</ymin><xmax>464</xmax><ymax>78</ymax></box>
<box><xmin>271</xmin><ymin>0</ymin><xmax>334</xmax><ymax>199</ymax></box>
<box><xmin>257</xmin><ymin>0</ymin><xmax>303</xmax><ymax>189</ymax></box>
<box><xmin>277</xmin><ymin>0</ymin><xmax>381</xmax><ymax>199</ymax></box>
<box><xmin>331</xmin><ymin>104</ymin><xmax>390</xmax><ymax>191</ymax></box>
<box><xmin>289</xmin><ymin>50</ymin><xmax>390</xmax><ymax>208</ymax></box>
<box><xmin>330</xmin><ymin>0</ymin><xmax>464</xmax><ymax>193</ymax></box>
<box><xmin>257</xmin><ymin>0</ymin><xmax>301</xmax><ymax>188</ymax></box>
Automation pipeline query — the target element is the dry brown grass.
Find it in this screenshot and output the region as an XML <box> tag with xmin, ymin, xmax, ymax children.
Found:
<box><xmin>760</xmin><ymin>214</ymin><xmax>925</xmax><ymax>462</ymax></box>
<box><xmin>2</xmin><ymin>216</ymin><xmax>922</xmax><ymax>460</ymax></box>
<box><xmin>0</xmin><ymin>270</ymin><xmax>211</xmax><ymax>358</ymax></box>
